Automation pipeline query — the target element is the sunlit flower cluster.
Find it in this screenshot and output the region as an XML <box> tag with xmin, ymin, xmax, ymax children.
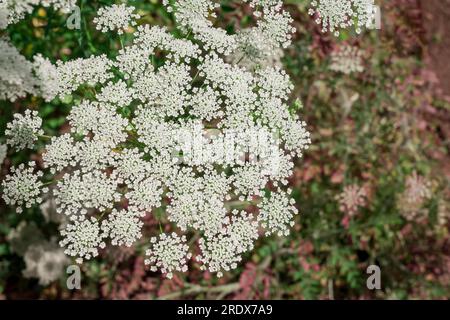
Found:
<box><xmin>5</xmin><ymin>109</ymin><xmax>43</xmax><ymax>150</ymax></box>
<box><xmin>1</xmin><ymin>0</ymin><xmax>76</xmax><ymax>27</ymax></box>
<box><xmin>145</xmin><ymin>233</ymin><xmax>191</xmax><ymax>279</ymax></box>
<box><xmin>1</xmin><ymin>0</ymin><xmax>312</xmax><ymax>278</ymax></box>
<box><xmin>93</xmin><ymin>4</ymin><xmax>140</xmax><ymax>35</ymax></box>
<box><xmin>1</xmin><ymin>161</ymin><xmax>48</xmax><ymax>213</ymax></box>
<box><xmin>309</xmin><ymin>0</ymin><xmax>375</xmax><ymax>36</ymax></box>
<box><xmin>0</xmin><ymin>39</ymin><xmax>36</xmax><ymax>101</ymax></box>
<box><xmin>59</xmin><ymin>217</ymin><xmax>107</xmax><ymax>263</ymax></box>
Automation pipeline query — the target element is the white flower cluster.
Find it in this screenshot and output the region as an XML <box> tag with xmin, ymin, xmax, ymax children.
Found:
<box><xmin>2</xmin><ymin>0</ymin><xmax>312</xmax><ymax>278</ymax></box>
<box><xmin>101</xmin><ymin>209</ymin><xmax>144</xmax><ymax>247</ymax></box>
<box><xmin>196</xmin><ymin>210</ymin><xmax>259</xmax><ymax>277</ymax></box>
<box><xmin>309</xmin><ymin>0</ymin><xmax>375</xmax><ymax>36</ymax></box>
<box><xmin>54</xmin><ymin>56</ymin><xmax>115</xmax><ymax>99</ymax></box>
<box><xmin>32</xmin><ymin>54</ymin><xmax>59</xmax><ymax>102</ymax></box>
<box><xmin>1</xmin><ymin>161</ymin><xmax>48</xmax><ymax>213</ymax></box>
<box><xmin>54</xmin><ymin>170</ymin><xmax>121</xmax><ymax>218</ymax></box>
<box><xmin>329</xmin><ymin>45</ymin><xmax>364</xmax><ymax>74</ymax></box>
<box><xmin>226</xmin><ymin>28</ymin><xmax>284</xmax><ymax>71</ymax></box>
<box><xmin>93</xmin><ymin>4</ymin><xmax>141</xmax><ymax>35</ymax></box>
<box><xmin>5</xmin><ymin>109</ymin><xmax>43</xmax><ymax>150</ymax></box>
<box><xmin>59</xmin><ymin>217</ymin><xmax>106</xmax><ymax>263</ymax></box>
<box><xmin>0</xmin><ymin>39</ymin><xmax>36</xmax><ymax>101</ymax></box>
<box><xmin>0</xmin><ymin>39</ymin><xmax>68</xmax><ymax>102</ymax></box>
<box><xmin>145</xmin><ymin>233</ymin><xmax>192</xmax><ymax>279</ymax></box>
<box><xmin>1</xmin><ymin>0</ymin><xmax>77</xmax><ymax>27</ymax></box>
<box><xmin>257</xmin><ymin>188</ymin><xmax>298</xmax><ymax>236</ymax></box>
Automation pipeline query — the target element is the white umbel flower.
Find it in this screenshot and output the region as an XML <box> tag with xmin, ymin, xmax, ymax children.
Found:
<box><xmin>101</xmin><ymin>209</ymin><xmax>144</xmax><ymax>247</ymax></box>
<box><xmin>225</xmin><ymin>210</ymin><xmax>259</xmax><ymax>254</ymax></box>
<box><xmin>60</xmin><ymin>217</ymin><xmax>106</xmax><ymax>263</ymax></box>
<box><xmin>4</xmin><ymin>0</ymin><xmax>77</xmax><ymax>26</ymax></box>
<box><xmin>132</xmin><ymin>62</ymin><xmax>191</xmax><ymax>117</ymax></box>
<box><xmin>55</xmin><ymin>55</ymin><xmax>114</xmax><ymax>98</ymax></box>
<box><xmin>126</xmin><ymin>177</ymin><xmax>163</xmax><ymax>213</ymax></box>
<box><xmin>144</xmin><ymin>233</ymin><xmax>192</xmax><ymax>279</ymax></box>
<box><xmin>232</xmin><ymin>163</ymin><xmax>267</xmax><ymax>198</ymax></box>
<box><xmin>196</xmin><ymin>233</ymin><xmax>242</xmax><ymax>278</ymax></box>
<box><xmin>54</xmin><ymin>170</ymin><xmax>121</xmax><ymax>218</ymax></box>
<box><xmin>0</xmin><ymin>39</ymin><xmax>37</xmax><ymax>101</ymax></box>
<box><xmin>5</xmin><ymin>110</ymin><xmax>43</xmax><ymax>151</ymax></box>
<box><xmin>113</xmin><ymin>148</ymin><xmax>151</xmax><ymax>184</ymax></box>
<box><xmin>74</xmin><ymin>139</ymin><xmax>116</xmax><ymax>173</ymax></box>
<box><xmin>32</xmin><ymin>54</ymin><xmax>59</xmax><ymax>102</ymax></box>
<box><xmin>133</xmin><ymin>25</ymin><xmax>200</xmax><ymax>62</ymax></box>
<box><xmin>97</xmin><ymin>80</ymin><xmax>135</xmax><ymax>107</ymax></box>
<box><xmin>227</xmin><ymin>28</ymin><xmax>284</xmax><ymax>70</ymax></box>
<box><xmin>43</xmin><ymin>134</ymin><xmax>78</xmax><ymax>173</ymax></box>
<box><xmin>67</xmin><ymin>100</ymin><xmax>129</xmax><ymax>147</ymax></box>
<box><xmin>163</xmin><ymin>0</ymin><xmax>237</xmax><ymax>55</ymax></box>
<box><xmin>188</xmin><ymin>86</ymin><xmax>223</xmax><ymax>121</ymax></box>
<box><xmin>257</xmin><ymin>188</ymin><xmax>298</xmax><ymax>236</ymax></box>
<box><xmin>1</xmin><ymin>0</ymin><xmax>313</xmax><ymax>279</ymax></box>
<box><xmin>309</xmin><ymin>0</ymin><xmax>375</xmax><ymax>36</ymax></box>
<box><xmin>93</xmin><ymin>4</ymin><xmax>140</xmax><ymax>35</ymax></box>
<box><xmin>1</xmin><ymin>161</ymin><xmax>48</xmax><ymax>213</ymax></box>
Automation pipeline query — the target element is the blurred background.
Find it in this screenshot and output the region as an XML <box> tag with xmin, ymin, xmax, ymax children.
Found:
<box><xmin>0</xmin><ymin>0</ymin><xmax>449</xmax><ymax>299</ymax></box>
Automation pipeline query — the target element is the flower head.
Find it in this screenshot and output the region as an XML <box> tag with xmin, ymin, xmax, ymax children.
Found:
<box><xmin>94</xmin><ymin>4</ymin><xmax>140</xmax><ymax>35</ymax></box>
<box><xmin>257</xmin><ymin>188</ymin><xmax>298</xmax><ymax>236</ymax></box>
<box><xmin>101</xmin><ymin>209</ymin><xmax>144</xmax><ymax>247</ymax></box>
<box><xmin>1</xmin><ymin>161</ymin><xmax>48</xmax><ymax>213</ymax></box>
<box><xmin>5</xmin><ymin>110</ymin><xmax>43</xmax><ymax>150</ymax></box>
<box><xmin>145</xmin><ymin>233</ymin><xmax>192</xmax><ymax>279</ymax></box>
<box><xmin>60</xmin><ymin>217</ymin><xmax>107</xmax><ymax>263</ymax></box>
<box><xmin>309</xmin><ymin>0</ymin><xmax>375</xmax><ymax>36</ymax></box>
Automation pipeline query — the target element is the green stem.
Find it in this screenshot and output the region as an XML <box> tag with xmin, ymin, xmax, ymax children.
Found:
<box><xmin>42</xmin><ymin>180</ymin><xmax>56</xmax><ymax>187</ymax></box>
<box><xmin>191</xmin><ymin>69</ymin><xmax>200</xmax><ymax>84</ymax></box>
<box><xmin>236</xmin><ymin>53</ymin><xmax>246</xmax><ymax>65</ymax></box>
<box><xmin>119</xmin><ymin>36</ymin><xmax>124</xmax><ymax>50</ymax></box>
